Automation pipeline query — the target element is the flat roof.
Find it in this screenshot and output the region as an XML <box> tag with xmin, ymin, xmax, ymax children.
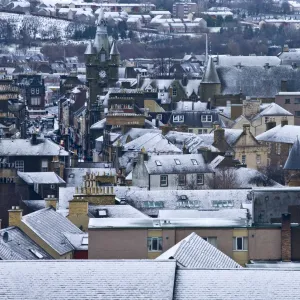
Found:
<box><xmin>88</xmin><ymin>217</ymin><xmax>247</xmax><ymax>229</ymax></box>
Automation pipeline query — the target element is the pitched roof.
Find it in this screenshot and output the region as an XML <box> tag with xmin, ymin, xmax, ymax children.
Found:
<box><xmin>0</xmin><ymin>227</ymin><xmax>52</xmax><ymax>260</ymax></box>
<box><xmin>284</xmin><ymin>138</ymin><xmax>300</xmax><ymax>170</ymax></box>
<box><xmin>201</xmin><ymin>56</ymin><xmax>220</xmax><ymax>84</ymax></box>
<box><xmin>256</xmin><ymin>125</ymin><xmax>300</xmax><ymax>144</ymax></box>
<box><xmin>110</xmin><ymin>40</ymin><xmax>119</xmax><ymax>55</ymax></box>
<box><xmin>0</xmin><ymin>260</ymin><xmax>176</xmax><ymax>300</ymax></box>
<box><xmin>0</xmin><ymin>138</ymin><xmax>69</xmax><ymax>156</ymax></box>
<box><xmin>157</xmin><ymin>232</ymin><xmax>241</xmax><ymax>269</ymax></box>
<box><xmin>252</xmin><ymin>103</ymin><xmax>293</xmax><ymax>121</ymax></box>
<box><xmin>18</xmin><ymin>172</ymin><xmax>65</xmax><ymax>185</ymax></box>
<box><xmin>144</xmin><ymin>153</ymin><xmax>213</xmax><ymax>174</ymax></box>
<box><xmin>21</xmin><ymin>208</ymin><xmax>83</xmax><ymax>255</ymax></box>
<box><xmin>216</xmin><ymin>55</ymin><xmax>281</xmax><ymax>67</ymax></box>
<box><xmin>89</xmin><ymin>205</ymin><xmax>149</xmax><ymax>218</ymax></box>
<box><xmin>174</xmin><ymin>269</ymin><xmax>300</xmax><ymax>300</ymax></box>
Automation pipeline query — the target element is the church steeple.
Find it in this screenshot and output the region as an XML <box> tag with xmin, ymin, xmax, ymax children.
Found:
<box><xmin>94</xmin><ymin>8</ymin><xmax>110</xmax><ymax>55</ymax></box>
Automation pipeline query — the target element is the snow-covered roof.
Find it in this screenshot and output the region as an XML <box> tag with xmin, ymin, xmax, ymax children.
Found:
<box><xmin>256</xmin><ymin>125</ymin><xmax>300</xmax><ymax>144</ymax></box>
<box><xmin>202</xmin><ymin>56</ymin><xmax>220</xmax><ymax>84</ymax></box>
<box><xmin>65</xmin><ymin>168</ymin><xmax>116</xmax><ymax>187</ymax></box>
<box><xmin>89</xmin><ymin>217</ymin><xmax>247</xmax><ymax>229</ymax></box>
<box><xmin>284</xmin><ymin>138</ymin><xmax>300</xmax><ymax>170</ymax></box>
<box><xmin>89</xmin><ymin>205</ymin><xmax>149</xmax><ymax>219</ymax></box>
<box><xmin>0</xmin><ymin>227</ymin><xmax>52</xmax><ymax>260</ymax></box>
<box><xmin>21</xmin><ymin>208</ymin><xmax>82</xmax><ymax>255</ymax></box>
<box><xmin>158</xmin><ymin>209</ymin><xmax>248</xmax><ymax>220</ymax></box>
<box><xmin>216</xmin><ymin>55</ymin><xmax>281</xmax><ymax>67</ymax></box>
<box><xmin>0</xmin><ymin>260</ymin><xmax>176</xmax><ymax>300</ymax></box>
<box><xmin>90</xmin><ymin>118</ymin><xmax>106</xmax><ymax>129</ymax></box>
<box><xmin>18</xmin><ymin>172</ymin><xmax>65</xmax><ymax>185</ymax></box>
<box><xmin>174</xmin><ymin>269</ymin><xmax>300</xmax><ymax>299</ymax></box>
<box><xmin>252</xmin><ymin>103</ymin><xmax>293</xmax><ymax>120</ymax></box>
<box><xmin>0</xmin><ymin>138</ymin><xmax>69</xmax><ymax>156</ymax></box>
<box><xmin>123</xmin><ymin>133</ymin><xmax>182</xmax><ymax>154</ymax></box>
<box><xmin>63</xmin><ymin>233</ymin><xmax>88</xmax><ymax>251</ymax></box>
<box><xmin>144</xmin><ymin>153</ymin><xmax>213</xmax><ymax>175</ymax></box>
<box><xmin>156</xmin><ymin>232</ymin><xmax>241</xmax><ymax>268</ymax></box>
<box><xmin>175</xmin><ymin>101</ymin><xmax>207</xmax><ymax>111</ymax></box>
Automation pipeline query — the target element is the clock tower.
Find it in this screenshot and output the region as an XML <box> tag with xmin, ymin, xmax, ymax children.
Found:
<box><xmin>85</xmin><ymin>8</ymin><xmax>120</xmax><ymax>155</ymax></box>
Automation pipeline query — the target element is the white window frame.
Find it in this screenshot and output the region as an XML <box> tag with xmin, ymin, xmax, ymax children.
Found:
<box><xmin>178</xmin><ymin>174</ymin><xmax>186</xmax><ymax>186</ymax></box>
<box><xmin>147</xmin><ymin>237</ymin><xmax>163</xmax><ymax>252</ymax></box>
<box><xmin>191</xmin><ymin>159</ymin><xmax>198</xmax><ymax>165</ymax></box>
<box><xmin>160</xmin><ymin>175</ymin><xmax>168</xmax><ymax>187</ymax></box>
<box><xmin>197</xmin><ymin>173</ymin><xmax>204</xmax><ymax>185</ymax></box>
<box><xmin>36</xmin><ymin>88</ymin><xmax>40</xmax><ymax>95</ymax></box>
<box><xmin>15</xmin><ymin>160</ymin><xmax>24</xmax><ymax>172</ymax></box>
<box><xmin>242</xmin><ymin>155</ymin><xmax>246</xmax><ymax>164</ymax></box>
<box><xmin>173</xmin><ymin>115</ymin><xmax>184</xmax><ymax>123</ymax></box>
<box><xmin>157</xmin><ymin>114</ymin><xmax>162</xmax><ymax>120</ymax></box>
<box><xmin>233</xmin><ymin>236</ymin><xmax>248</xmax><ymax>251</ymax></box>
<box><xmin>276</xmin><ymin>143</ymin><xmax>281</xmax><ymax>155</ymax></box>
<box><xmin>256</xmin><ymin>154</ymin><xmax>261</xmax><ymax>165</ymax></box>
<box><xmin>41</xmin><ymin>160</ymin><xmax>48</xmax><ymax>172</ymax></box>
<box><xmin>155</xmin><ymin>160</ymin><xmax>162</xmax><ymax>166</ymax></box>
<box><xmin>203</xmin><ymin>237</ymin><xmax>217</xmax><ymax>247</ymax></box>
<box><xmin>265</xmin><ymin>116</ymin><xmax>269</xmax><ymax>123</ymax></box>
<box><xmin>100</xmin><ymin>53</ymin><xmax>106</xmax><ymax>62</ymax></box>
<box><xmin>172</xmin><ymin>88</ymin><xmax>177</xmax><ymax>96</ymax></box>
<box><xmin>201</xmin><ymin>115</ymin><xmax>212</xmax><ymax>122</ymax></box>
<box><xmin>174</xmin><ymin>159</ymin><xmax>181</xmax><ymax>165</ymax></box>
<box><xmin>31</xmin><ymin>88</ymin><xmax>35</xmax><ymax>95</ymax></box>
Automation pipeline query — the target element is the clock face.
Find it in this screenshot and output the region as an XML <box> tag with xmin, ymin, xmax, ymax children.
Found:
<box><xmin>99</xmin><ymin>70</ymin><xmax>107</xmax><ymax>78</ymax></box>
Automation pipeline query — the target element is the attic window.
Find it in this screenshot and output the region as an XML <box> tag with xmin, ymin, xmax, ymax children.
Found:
<box><xmin>201</xmin><ymin>115</ymin><xmax>212</xmax><ymax>122</ymax></box>
<box><xmin>29</xmin><ymin>249</ymin><xmax>44</xmax><ymax>259</ymax></box>
<box><xmin>191</xmin><ymin>159</ymin><xmax>198</xmax><ymax>165</ymax></box>
<box><xmin>173</xmin><ymin>115</ymin><xmax>184</xmax><ymax>122</ymax></box>
<box><xmin>155</xmin><ymin>160</ymin><xmax>162</xmax><ymax>166</ymax></box>
<box><xmin>82</xmin><ymin>237</ymin><xmax>88</xmax><ymax>245</ymax></box>
<box><xmin>174</xmin><ymin>159</ymin><xmax>181</xmax><ymax>165</ymax></box>
<box><xmin>97</xmin><ymin>209</ymin><xmax>108</xmax><ymax>218</ymax></box>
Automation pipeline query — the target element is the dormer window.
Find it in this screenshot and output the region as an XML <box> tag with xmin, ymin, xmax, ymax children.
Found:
<box><xmin>100</xmin><ymin>53</ymin><xmax>106</xmax><ymax>62</ymax></box>
<box><xmin>201</xmin><ymin>115</ymin><xmax>212</xmax><ymax>122</ymax></box>
<box><xmin>173</xmin><ymin>115</ymin><xmax>184</xmax><ymax>122</ymax></box>
<box><xmin>172</xmin><ymin>88</ymin><xmax>177</xmax><ymax>96</ymax></box>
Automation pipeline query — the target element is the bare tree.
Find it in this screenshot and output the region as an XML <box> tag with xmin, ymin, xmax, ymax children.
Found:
<box><xmin>207</xmin><ymin>167</ymin><xmax>238</xmax><ymax>189</ymax></box>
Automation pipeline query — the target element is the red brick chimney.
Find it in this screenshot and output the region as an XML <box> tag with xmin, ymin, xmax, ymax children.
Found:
<box><xmin>281</xmin><ymin>213</ymin><xmax>291</xmax><ymax>262</ymax></box>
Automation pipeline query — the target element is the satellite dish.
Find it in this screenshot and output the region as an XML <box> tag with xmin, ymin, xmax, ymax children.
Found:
<box><xmin>3</xmin><ymin>232</ymin><xmax>8</xmax><ymax>243</ymax></box>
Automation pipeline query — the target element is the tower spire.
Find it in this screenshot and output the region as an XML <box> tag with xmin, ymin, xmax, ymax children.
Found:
<box><xmin>94</xmin><ymin>8</ymin><xmax>110</xmax><ymax>54</ymax></box>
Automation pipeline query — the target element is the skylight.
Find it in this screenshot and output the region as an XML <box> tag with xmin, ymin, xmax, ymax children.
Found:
<box><xmin>29</xmin><ymin>249</ymin><xmax>44</xmax><ymax>259</ymax></box>
<box><xmin>155</xmin><ymin>160</ymin><xmax>162</xmax><ymax>166</ymax></box>
<box><xmin>82</xmin><ymin>237</ymin><xmax>88</xmax><ymax>245</ymax></box>
<box><xmin>191</xmin><ymin>159</ymin><xmax>198</xmax><ymax>165</ymax></box>
<box><xmin>174</xmin><ymin>159</ymin><xmax>181</xmax><ymax>165</ymax></box>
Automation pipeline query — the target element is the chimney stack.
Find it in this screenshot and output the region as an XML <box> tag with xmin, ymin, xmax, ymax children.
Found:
<box><xmin>8</xmin><ymin>206</ymin><xmax>23</xmax><ymax>227</ymax></box>
<box><xmin>214</xmin><ymin>127</ymin><xmax>225</xmax><ymax>144</ymax></box>
<box><xmin>281</xmin><ymin>213</ymin><xmax>291</xmax><ymax>262</ymax></box>
<box><xmin>281</xmin><ymin>80</ymin><xmax>288</xmax><ymax>92</ymax></box>
<box><xmin>45</xmin><ymin>195</ymin><xmax>58</xmax><ymax>210</ymax></box>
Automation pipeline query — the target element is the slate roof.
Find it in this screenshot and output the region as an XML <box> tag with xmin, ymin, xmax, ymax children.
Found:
<box><xmin>0</xmin><ymin>260</ymin><xmax>176</xmax><ymax>300</ymax></box>
<box><xmin>157</xmin><ymin>232</ymin><xmax>241</xmax><ymax>269</ymax></box>
<box><xmin>144</xmin><ymin>154</ymin><xmax>213</xmax><ymax>174</ymax></box>
<box><xmin>216</xmin><ymin>65</ymin><xmax>300</xmax><ymax>97</ymax></box>
<box><xmin>0</xmin><ymin>138</ymin><xmax>69</xmax><ymax>156</ymax></box>
<box><xmin>21</xmin><ymin>208</ymin><xmax>83</xmax><ymax>255</ymax></box>
<box><xmin>202</xmin><ymin>56</ymin><xmax>220</xmax><ymax>84</ymax></box>
<box><xmin>174</xmin><ymin>269</ymin><xmax>300</xmax><ymax>300</ymax></box>
<box><xmin>23</xmin><ymin>200</ymin><xmax>46</xmax><ymax>211</ymax></box>
<box><xmin>284</xmin><ymin>138</ymin><xmax>300</xmax><ymax>170</ymax></box>
<box><xmin>0</xmin><ymin>227</ymin><xmax>52</xmax><ymax>260</ymax></box>
<box><xmin>216</xmin><ymin>55</ymin><xmax>281</xmax><ymax>67</ymax></box>
<box><xmin>252</xmin><ymin>103</ymin><xmax>293</xmax><ymax>121</ymax></box>
<box><xmin>63</xmin><ymin>233</ymin><xmax>88</xmax><ymax>251</ymax></box>
<box><xmin>256</xmin><ymin>125</ymin><xmax>300</xmax><ymax>144</ymax></box>
<box><xmin>18</xmin><ymin>172</ymin><xmax>65</xmax><ymax>185</ymax></box>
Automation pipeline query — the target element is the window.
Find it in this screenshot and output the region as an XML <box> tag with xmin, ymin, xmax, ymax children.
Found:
<box><xmin>285</xmin><ymin>98</ymin><xmax>290</xmax><ymax>104</ymax></box>
<box><xmin>212</xmin><ymin>200</ymin><xmax>234</xmax><ymax>207</ymax></box>
<box><xmin>256</xmin><ymin>154</ymin><xmax>261</xmax><ymax>165</ymax></box>
<box><xmin>198</xmin><ymin>129</ymin><xmax>208</xmax><ymax>134</ymax></box>
<box><xmin>157</xmin><ymin>114</ymin><xmax>162</xmax><ymax>120</ymax></box>
<box><xmin>50</xmin><ymin>184</ymin><xmax>56</xmax><ymax>189</ymax></box>
<box><xmin>143</xmin><ymin>201</ymin><xmax>164</xmax><ymax>208</ymax></box>
<box><xmin>191</xmin><ymin>159</ymin><xmax>198</xmax><ymax>165</ymax></box>
<box><xmin>100</xmin><ymin>53</ymin><xmax>106</xmax><ymax>62</ymax></box>
<box><xmin>31</xmin><ymin>97</ymin><xmax>41</xmax><ymax>106</ymax></box>
<box><xmin>197</xmin><ymin>174</ymin><xmax>204</xmax><ymax>185</ymax></box>
<box><xmin>172</xmin><ymin>88</ymin><xmax>177</xmax><ymax>96</ymax></box>
<box><xmin>264</xmin><ymin>117</ymin><xmax>269</xmax><ymax>123</ymax></box>
<box><xmin>233</xmin><ymin>237</ymin><xmax>248</xmax><ymax>251</ymax></box>
<box><xmin>178</xmin><ymin>174</ymin><xmax>186</xmax><ymax>186</ymax></box>
<box><xmin>173</xmin><ymin>115</ymin><xmax>184</xmax><ymax>122</ymax></box>
<box><xmin>147</xmin><ymin>237</ymin><xmax>163</xmax><ymax>252</ymax></box>
<box><xmin>201</xmin><ymin>115</ymin><xmax>212</xmax><ymax>122</ymax></box>
<box><xmin>242</xmin><ymin>155</ymin><xmax>246</xmax><ymax>164</ymax></box>
<box><xmin>267</xmin><ymin>142</ymin><xmax>271</xmax><ymax>154</ymax></box>
<box><xmin>36</xmin><ymin>88</ymin><xmax>40</xmax><ymax>95</ymax></box>
<box><xmin>160</xmin><ymin>175</ymin><xmax>168</xmax><ymax>187</ymax></box>
<box><xmin>203</xmin><ymin>237</ymin><xmax>217</xmax><ymax>247</ymax></box>
<box><xmin>29</xmin><ymin>249</ymin><xmax>44</xmax><ymax>259</ymax></box>
<box><xmin>295</xmin><ymin>98</ymin><xmax>300</xmax><ymax>104</ymax></box>
<box><xmin>31</xmin><ymin>88</ymin><xmax>35</xmax><ymax>95</ymax></box>
<box><xmin>276</xmin><ymin>143</ymin><xmax>281</xmax><ymax>155</ymax></box>
<box><xmin>15</xmin><ymin>160</ymin><xmax>24</xmax><ymax>172</ymax></box>
<box><xmin>155</xmin><ymin>160</ymin><xmax>162</xmax><ymax>166</ymax></box>
<box><xmin>188</xmin><ymin>129</ymin><xmax>193</xmax><ymax>133</ymax></box>
<box><xmin>295</xmin><ymin>111</ymin><xmax>300</xmax><ymax>117</ymax></box>
<box><xmin>174</xmin><ymin>159</ymin><xmax>181</xmax><ymax>165</ymax></box>
<box><xmin>41</xmin><ymin>160</ymin><xmax>48</xmax><ymax>172</ymax></box>
<box><xmin>81</xmin><ymin>237</ymin><xmax>88</xmax><ymax>245</ymax></box>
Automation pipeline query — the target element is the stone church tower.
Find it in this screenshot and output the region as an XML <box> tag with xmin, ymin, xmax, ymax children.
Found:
<box><xmin>84</xmin><ymin>8</ymin><xmax>120</xmax><ymax>153</ymax></box>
